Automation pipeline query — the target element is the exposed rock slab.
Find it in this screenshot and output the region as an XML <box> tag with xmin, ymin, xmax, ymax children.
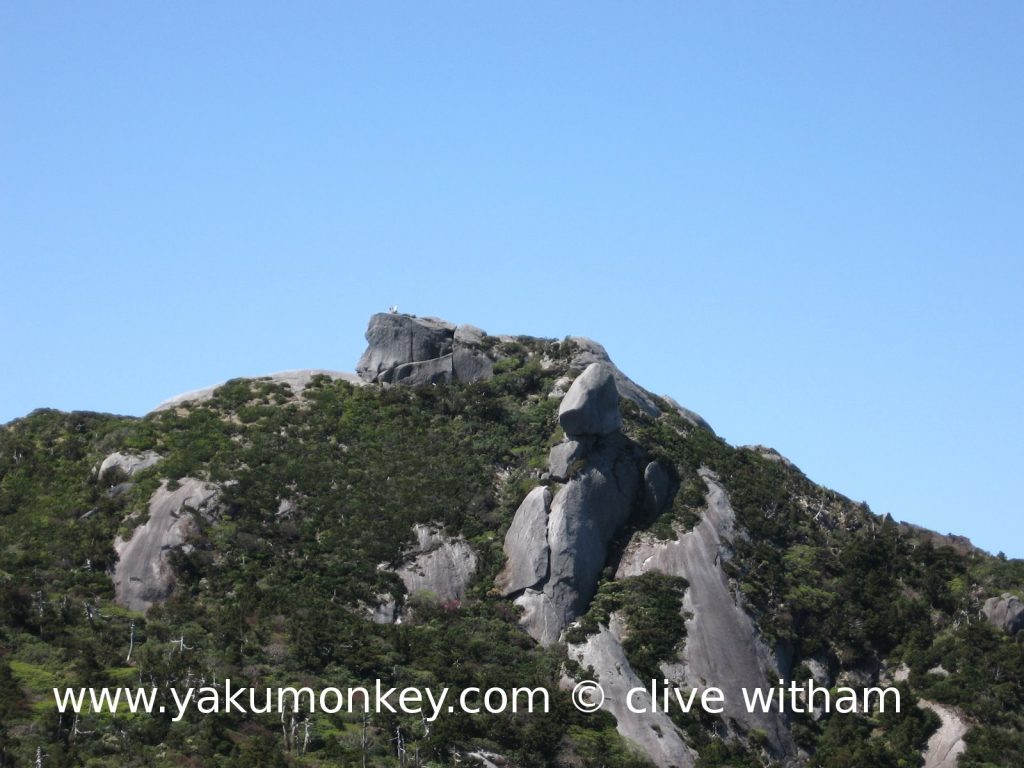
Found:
<box><xmin>394</xmin><ymin>524</ymin><xmax>477</xmax><ymax>602</ymax></box>
<box><xmin>496</xmin><ymin>487</ymin><xmax>551</xmax><ymax>596</ymax></box>
<box><xmin>982</xmin><ymin>593</ymin><xmax>1024</xmax><ymax>635</ymax></box>
<box><xmin>919</xmin><ymin>700</ymin><xmax>968</xmax><ymax>768</ymax></box>
<box><xmin>98</xmin><ymin>451</ymin><xmax>162</xmax><ymax>480</ymax></box>
<box><xmin>152</xmin><ymin>370</ymin><xmax>363</xmax><ymax>412</ymax></box>
<box><xmin>568</xmin><ymin>624</ymin><xmax>696</xmax><ymax>768</ymax></box>
<box><xmin>558</xmin><ymin>362</ymin><xmax>622</xmax><ymax>437</ymax></box>
<box><xmin>113</xmin><ymin>479</ymin><xmax>218</xmax><ymax>612</ymax></box>
<box><xmin>617</xmin><ymin>470</ymin><xmax>794</xmax><ymax>757</ymax></box>
<box><xmin>357</xmin><ymin>313</ymin><xmax>494</xmax><ymax>386</ymax></box>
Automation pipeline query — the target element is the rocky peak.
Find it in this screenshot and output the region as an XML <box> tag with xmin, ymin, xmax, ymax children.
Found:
<box><xmin>355</xmin><ymin>312</ymin><xmax>494</xmax><ymax>386</ymax></box>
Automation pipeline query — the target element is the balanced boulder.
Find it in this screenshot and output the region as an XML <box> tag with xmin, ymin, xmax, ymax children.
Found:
<box><xmin>558</xmin><ymin>363</ymin><xmax>622</xmax><ymax>437</ymax></box>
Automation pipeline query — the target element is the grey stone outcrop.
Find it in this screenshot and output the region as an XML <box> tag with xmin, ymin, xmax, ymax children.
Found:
<box><xmin>643</xmin><ymin>461</ymin><xmax>671</xmax><ymax>517</ymax></box>
<box><xmin>452</xmin><ymin>347</ymin><xmax>494</xmax><ymax>382</ymax></box>
<box><xmin>113</xmin><ymin>479</ymin><xmax>219</xmax><ymax>612</ymax></box>
<box><xmin>568</xmin><ymin>624</ymin><xmax>697</xmax><ymax>768</ymax></box>
<box><xmin>548</xmin><ymin>439</ymin><xmax>586</xmax><ymax>482</ymax></box>
<box><xmin>97</xmin><ymin>451</ymin><xmax>162</xmax><ymax>480</ymax></box>
<box><xmin>152</xmin><ymin>370</ymin><xmax>363</xmax><ymax>413</ymax></box>
<box><xmin>356</xmin><ymin>314</ymin><xmax>494</xmax><ymax>386</ymax></box>
<box><xmin>357</xmin><ymin>314</ymin><xmax>455</xmax><ymax>381</ymax></box>
<box><xmin>616</xmin><ymin>470</ymin><xmax>795</xmax><ymax>758</ymax></box>
<box><xmin>558</xmin><ymin>363</ymin><xmax>622</xmax><ymax>437</ymax></box>
<box><xmin>919</xmin><ymin>700</ymin><xmax>968</xmax><ymax>768</ymax></box>
<box><xmin>982</xmin><ymin>593</ymin><xmax>1024</xmax><ymax>635</ymax></box>
<box><xmin>454</xmin><ymin>324</ymin><xmax>486</xmax><ymax>345</ymax></box>
<box><xmin>495</xmin><ymin>487</ymin><xmax>551</xmax><ymax>596</ymax></box>
<box><xmin>394</xmin><ymin>524</ymin><xmax>477</xmax><ymax>602</ymax></box>
<box><xmin>511</xmin><ymin>434</ymin><xmax>641</xmax><ymax>645</ymax></box>
<box><xmin>371</xmin><ymin>525</ymin><xmax>478</xmax><ymax>622</ymax></box>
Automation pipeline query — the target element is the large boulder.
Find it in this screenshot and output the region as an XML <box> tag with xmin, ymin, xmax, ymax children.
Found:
<box><xmin>982</xmin><ymin>593</ymin><xmax>1024</xmax><ymax>635</ymax></box>
<box><xmin>452</xmin><ymin>347</ymin><xmax>494</xmax><ymax>382</ymax></box>
<box><xmin>97</xmin><ymin>451</ymin><xmax>162</xmax><ymax>480</ymax></box>
<box><xmin>569</xmin><ymin>336</ymin><xmax>713</xmax><ymax>432</ymax></box>
<box><xmin>558</xmin><ymin>363</ymin><xmax>622</xmax><ymax>437</ymax></box>
<box><xmin>496</xmin><ymin>487</ymin><xmax>551</xmax><ymax>596</ymax></box>
<box><xmin>357</xmin><ymin>314</ymin><xmax>456</xmax><ymax>383</ymax></box>
<box><xmin>356</xmin><ymin>313</ymin><xmax>494</xmax><ymax>385</ymax></box>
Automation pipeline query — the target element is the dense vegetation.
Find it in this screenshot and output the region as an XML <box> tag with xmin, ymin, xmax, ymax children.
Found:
<box><xmin>1</xmin><ymin>337</ymin><xmax>1022</xmax><ymax>766</ymax></box>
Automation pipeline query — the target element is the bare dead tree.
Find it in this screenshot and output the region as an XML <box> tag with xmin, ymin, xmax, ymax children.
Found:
<box><xmin>126</xmin><ymin>620</ymin><xmax>136</xmax><ymax>663</ymax></box>
<box><xmin>361</xmin><ymin>712</ymin><xmax>371</xmax><ymax>768</ymax></box>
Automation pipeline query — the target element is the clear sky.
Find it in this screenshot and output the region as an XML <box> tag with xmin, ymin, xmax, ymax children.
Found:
<box><xmin>2</xmin><ymin>3</ymin><xmax>1022</xmax><ymax>556</ymax></box>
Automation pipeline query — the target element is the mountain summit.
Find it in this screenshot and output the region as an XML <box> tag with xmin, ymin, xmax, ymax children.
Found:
<box><xmin>0</xmin><ymin>313</ymin><xmax>1021</xmax><ymax>767</ymax></box>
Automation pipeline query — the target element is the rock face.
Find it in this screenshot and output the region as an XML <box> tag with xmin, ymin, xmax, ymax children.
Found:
<box><xmin>384</xmin><ymin>525</ymin><xmax>477</xmax><ymax>608</ymax></box>
<box><xmin>617</xmin><ymin>470</ymin><xmax>794</xmax><ymax>758</ymax></box>
<box><xmin>568</xmin><ymin>624</ymin><xmax>697</xmax><ymax>768</ymax></box>
<box><xmin>371</xmin><ymin>525</ymin><xmax>478</xmax><ymax>624</ymax></box>
<box><xmin>918</xmin><ymin>700</ymin><xmax>968</xmax><ymax>768</ymax></box>
<box><xmin>97</xmin><ymin>451</ymin><xmax>162</xmax><ymax>480</ymax></box>
<box><xmin>643</xmin><ymin>461</ymin><xmax>671</xmax><ymax>517</ymax></box>
<box><xmin>113</xmin><ymin>479</ymin><xmax>218</xmax><ymax>612</ymax></box>
<box><xmin>356</xmin><ymin>314</ymin><xmax>494</xmax><ymax>386</ymax></box>
<box><xmin>548</xmin><ymin>439</ymin><xmax>586</xmax><ymax>482</ymax></box>
<box><xmin>982</xmin><ymin>593</ymin><xmax>1024</xmax><ymax>635</ymax></box>
<box><xmin>510</xmin><ymin>434</ymin><xmax>641</xmax><ymax>646</ymax></box>
<box><xmin>558</xmin><ymin>363</ymin><xmax>622</xmax><ymax>437</ymax></box>
<box><xmin>496</xmin><ymin>487</ymin><xmax>551</xmax><ymax>596</ymax></box>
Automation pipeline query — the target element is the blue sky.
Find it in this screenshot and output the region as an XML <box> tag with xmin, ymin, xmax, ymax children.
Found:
<box><xmin>2</xmin><ymin>3</ymin><xmax>1022</xmax><ymax>556</ymax></box>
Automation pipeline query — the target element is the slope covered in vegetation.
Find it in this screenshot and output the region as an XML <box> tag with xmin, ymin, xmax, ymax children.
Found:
<box><xmin>1</xmin><ymin>326</ymin><xmax>1021</xmax><ymax>767</ymax></box>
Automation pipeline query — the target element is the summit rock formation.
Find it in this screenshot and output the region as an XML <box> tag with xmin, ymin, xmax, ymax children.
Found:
<box><xmin>4</xmin><ymin>311</ymin><xmax>1006</xmax><ymax>768</ymax></box>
